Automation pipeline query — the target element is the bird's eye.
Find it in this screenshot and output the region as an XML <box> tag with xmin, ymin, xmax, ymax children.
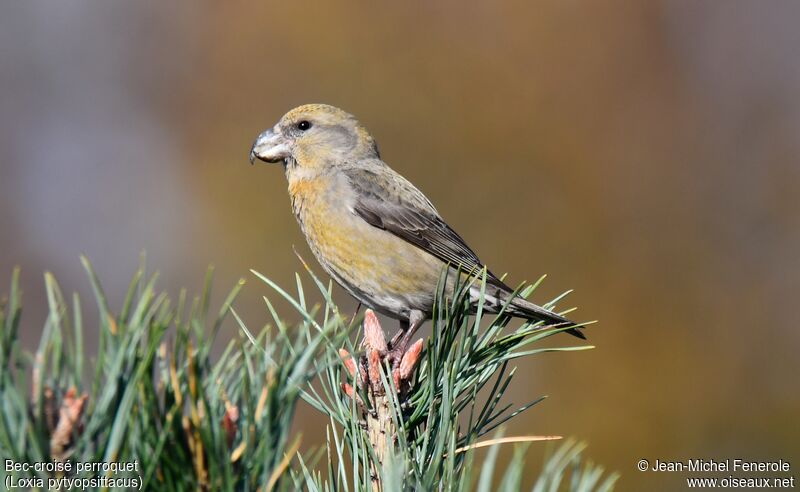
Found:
<box><xmin>297</xmin><ymin>121</ymin><xmax>312</xmax><ymax>131</ymax></box>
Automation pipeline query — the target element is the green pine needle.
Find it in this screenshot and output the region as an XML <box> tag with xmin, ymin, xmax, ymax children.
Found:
<box><xmin>0</xmin><ymin>259</ymin><xmax>614</xmax><ymax>491</ymax></box>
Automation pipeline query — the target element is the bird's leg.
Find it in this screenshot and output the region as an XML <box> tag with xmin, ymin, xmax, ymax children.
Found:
<box><xmin>392</xmin><ymin>325</ymin><xmax>417</xmax><ymax>358</ymax></box>
<box><xmin>389</xmin><ymin>320</ymin><xmax>409</xmax><ymax>349</ymax></box>
<box><xmin>387</xmin><ymin>311</ymin><xmax>425</xmax><ymax>366</ymax></box>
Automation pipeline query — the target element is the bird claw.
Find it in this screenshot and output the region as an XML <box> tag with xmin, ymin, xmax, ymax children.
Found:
<box><xmin>339</xmin><ymin>309</ymin><xmax>423</xmax><ymax>397</ymax></box>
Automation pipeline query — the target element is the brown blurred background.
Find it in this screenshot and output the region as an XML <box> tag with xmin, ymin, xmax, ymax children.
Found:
<box><xmin>1</xmin><ymin>1</ymin><xmax>798</xmax><ymax>489</ymax></box>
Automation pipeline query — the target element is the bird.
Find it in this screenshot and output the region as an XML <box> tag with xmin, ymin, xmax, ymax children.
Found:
<box><xmin>250</xmin><ymin>104</ymin><xmax>584</xmax><ymax>359</ymax></box>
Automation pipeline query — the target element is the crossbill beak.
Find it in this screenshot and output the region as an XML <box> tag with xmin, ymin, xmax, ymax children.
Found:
<box><xmin>249</xmin><ymin>128</ymin><xmax>290</xmax><ymax>164</ymax></box>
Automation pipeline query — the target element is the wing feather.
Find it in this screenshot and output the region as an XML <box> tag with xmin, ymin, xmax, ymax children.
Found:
<box><xmin>344</xmin><ymin>166</ymin><xmax>509</xmax><ymax>289</ymax></box>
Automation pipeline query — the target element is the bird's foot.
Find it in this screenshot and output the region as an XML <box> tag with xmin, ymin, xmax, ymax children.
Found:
<box><xmin>384</xmin><ymin>346</ymin><xmax>405</xmax><ymax>368</ymax></box>
<box><xmin>338</xmin><ymin>310</ymin><xmax>423</xmax><ymax>397</ymax></box>
<box><xmin>386</xmin><ymin>322</ymin><xmax>420</xmax><ymax>367</ymax></box>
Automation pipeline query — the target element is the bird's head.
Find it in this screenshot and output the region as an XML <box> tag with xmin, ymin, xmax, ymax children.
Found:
<box><xmin>250</xmin><ymin>104</ymin><xmax>379</xmax><ymax>170</ymax></box>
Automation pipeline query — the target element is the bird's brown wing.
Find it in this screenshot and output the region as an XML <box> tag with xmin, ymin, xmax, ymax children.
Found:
<box><xmin>343</xmin><ymin>166</ymin><xmax>510</xmax><ymax>289</ymax></box>
<box><xmin>344</xmin><ymin>165</ymin><xmax>585</xmax><ymax>339</ymax></box>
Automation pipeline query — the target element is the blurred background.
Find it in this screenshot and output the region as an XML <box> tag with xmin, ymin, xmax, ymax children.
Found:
<box><xmin>1</xmin><ymin>1</ymin><xmax>798</xmax><ymax>489</ymax></box>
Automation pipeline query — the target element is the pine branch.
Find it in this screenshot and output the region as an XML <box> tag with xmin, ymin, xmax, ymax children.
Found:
<box><xmin>0</xmin><ymin>259</ymin><xmax>616</xmax><ymax>491</ymax></box>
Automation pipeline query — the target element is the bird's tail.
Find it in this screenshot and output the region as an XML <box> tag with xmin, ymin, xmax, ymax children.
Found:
<box><xmin>506</xmin><ymin>296</ymin><xmax>586</xmax><ymax>339</ymax></box>
<box><xmin>472</xmin><ymin>285</ymin><xmax>586</xmax><ymax>339</ymax></box>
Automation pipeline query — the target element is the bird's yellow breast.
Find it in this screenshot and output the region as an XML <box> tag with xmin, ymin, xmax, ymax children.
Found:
<box><xmin>288</xmin><ymin>173</ymin><xmax>443</xmax><ymax>313</ymax></box>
